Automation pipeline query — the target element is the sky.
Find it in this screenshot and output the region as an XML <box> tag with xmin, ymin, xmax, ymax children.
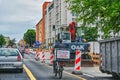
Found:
<box><xmin>0</xmin><ymin>0</ymin><xmax>52</xmax><ymax>42</ymax></box>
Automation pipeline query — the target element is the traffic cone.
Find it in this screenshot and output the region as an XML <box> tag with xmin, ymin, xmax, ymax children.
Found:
<box><xmin>72</xmin><ymin>50</ymin><xmax>82</xmax><ymax>75</ymax></box>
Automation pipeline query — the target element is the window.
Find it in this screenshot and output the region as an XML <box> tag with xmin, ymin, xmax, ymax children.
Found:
<box><xmin>71</xmin><ymin>12</ymin><xmax>76</xmax><ymax>16</ymax></box>
<box><xmin>72</xmin><ymin>18</ymin><xmax>76</xmax><ymax>21</ymax></box>
<box><xmin>0</xmin><ymin>49</ymin><xmax>18</xmax><ymax>56</ymax></box>
<box><xmin>61</xmin><ymin>33</ymin><xmax>70</xmax><ymax>40</ymax></box>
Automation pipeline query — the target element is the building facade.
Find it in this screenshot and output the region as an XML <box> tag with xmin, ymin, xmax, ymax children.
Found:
<box><xmin>36</xmin><ymin>2</ymin><xmax>51</xmax><ymax>45</ymax></box>
<box><xmin>36</xmin><ymin>19</ymin><xmax>43</xmax><ymax>43</ymax></box>
<box><xmin>40</xmin><ymin>0</ymin><xmax>106</xmax><ymax>49</ymax></box>
<box><xmin>45</xmin><ymin>0</ymin><xmax>77</xmax><ymax>49</ymax></box>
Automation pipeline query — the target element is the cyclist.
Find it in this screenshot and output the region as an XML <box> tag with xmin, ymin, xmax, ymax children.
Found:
<box><xmin>53</xmin><ymin>39</ymin><xmax>66</xmax><ymax>73</ymax></box>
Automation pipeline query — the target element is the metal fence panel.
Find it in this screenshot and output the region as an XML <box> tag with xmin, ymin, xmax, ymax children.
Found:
<box><xmin>100</xmin><ymin>43</ymin><xmax>106</xmax><ymax>70</ymax></box>
<box><xmin>111</xmin><ymin>41</ymin><xmax>118</xmax><ymax>72</ymax></box>
<box><xmin>105</xmin><ymin>42</ymin><xmax>111</xmax><ymax>72</ymax></box>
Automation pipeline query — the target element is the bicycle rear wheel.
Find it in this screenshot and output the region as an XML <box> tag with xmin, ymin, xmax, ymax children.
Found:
<box><xmin>58</xmin><ymin>66</ymin><xmax>63</xmax><ymax>79</ymax></box>
<box><xmin>55</xmin><ymin>69</ymin><xmax>57</xmax><ymax>77</ymax></box>
<box><xmin>54</xmin><ymin>62</ymin><xmax>58</xmax><ymax>77</ymax></box>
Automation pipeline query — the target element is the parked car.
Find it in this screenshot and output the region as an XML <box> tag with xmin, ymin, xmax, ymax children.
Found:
<box><xmin>0</xmin><ymin>48</ymin><xmax>23</xmax><ymax>73</ymax></box>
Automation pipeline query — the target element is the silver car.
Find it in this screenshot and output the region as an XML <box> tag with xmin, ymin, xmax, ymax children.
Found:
<box><xmin>0</xmin><ymin>48</ymin><xmax>23</xmax><ymax>73</ymax></box>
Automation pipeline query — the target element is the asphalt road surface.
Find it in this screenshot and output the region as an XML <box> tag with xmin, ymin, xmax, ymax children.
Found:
<box><xmin>0</xmin><ymin>53</ymin><xmax>118</xmax><ymax>80</ymax></box>
<box><xmin>0</xmin><ymin>68</ymin><xmax>29</xmax><ymax>80</ymax></box>
<box><xmin>24</xmin><ymin>53</ymin><xmax>117</xmax><ymax>80</ymax></box>
<box><xmin>24</xmin><ymin>54</ymin><xmax>84</xmax><ymax>80</ymax></box>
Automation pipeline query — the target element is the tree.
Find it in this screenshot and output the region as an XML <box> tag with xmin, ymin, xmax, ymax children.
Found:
<box><xmin>82</xmin><ymin>27</ymin><xmax>99</xmax><ymax>42</ymax></box>
<box><xmin>66</xmin><ymin>0</ymin><xmax>120</xmax><ymax>39</ymax></box>
<box><xmin>24</xmin><ymin>29</ymin><xmax>36</xmax><ymax>47</ymax></box>
<box><xmin>0</xmin><ymin>34</ymin><xmax>6</xmax><ymax>47</ymax></box>
<box><xmin>8</xmin><ymin>38</ymin><xmax>16</xmax><ymax>47</ymax></box>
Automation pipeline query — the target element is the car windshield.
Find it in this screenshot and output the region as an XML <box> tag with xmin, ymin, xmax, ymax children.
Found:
<box><xmin>61</xmin><ymin>33</ymin><xmax>70</xmax><ymax>40</ymax></box>
<box><xmin>0</xmin><ymin>48</ymin><xmax>19</xmax><ymax>56</ymax></box>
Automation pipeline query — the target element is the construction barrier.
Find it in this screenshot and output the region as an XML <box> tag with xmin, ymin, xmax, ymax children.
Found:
<box><xmin>45</xmin><ymin>51</ymin><xmax>50</xmax><ymax>60</ymax></box>
<box><xmin>72</xmin><ymin>50</ymin><xmax>82</xmax><ymax>75</ymax></box>
<box><xmin>49</xmin><ymin>52</ymin><xmax>54</xmax><ymax>66</ymax></box>
<box><xmin>74</xmin><ymin>50</ymin><xmax>81</xmax><ymax>71</ymax></box>
<box><xmin>41</xmin><ymin>51</ymin><xmax>45</xmax><ymax>63</ymax></box>
<box><xmin>100</xmin><ymin>54</ymin><xmax>102</xmax><ymax>66</ymax></box>
<box><xmin>89</xmin><ymin>53</ymin><xmax>100</xmax><ymax>66</ymax></box>
<box><xmin>35</xmin><ymin>49</ymin><xmax>40</xmax><ymax>61</ymax></box>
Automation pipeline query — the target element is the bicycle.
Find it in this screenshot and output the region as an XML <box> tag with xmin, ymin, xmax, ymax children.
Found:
<box><xmin>53</xmin><ymin>48</ymin><xmax>70</xmax><ymax>79</ymax></box>
<box><xmin>54</xmin><ymin>61</ymin><xmax>64</xmax><ymax>79</ymax></box>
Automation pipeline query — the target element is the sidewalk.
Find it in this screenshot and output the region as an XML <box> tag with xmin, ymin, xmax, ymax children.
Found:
<box><xmin>44</xmin><ymin>59</ymin><xmax>112</xmax><ymax>77</ymax></box>
<box><xmin>64</xmin><ymin>66</ymin><xmax>112</xmax><ymax>77</ymax></box>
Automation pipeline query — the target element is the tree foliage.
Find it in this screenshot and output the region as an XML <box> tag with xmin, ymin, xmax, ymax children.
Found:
<box><xmin>66</xmin><ymin>0</ymin><xmax>120</xmax><ymax>39</ymax></box>
<box><xmin>0</xmin><ymin>34</ymin><xmax>6</xmax><ymax>47</ymax></box>
<box><xmin>24</xmin><ymin>29</ymin><xmax>36</xmax><ymax>47</ymax></box>
<box><xmin>82</xmin><ymin>27</ymin><xmax>99</xmax><ymax>42</ymax></box>
<box><xmin>8</xmin><ymin>38</ymin><xmax>16</xmax><ymax>47</ymax></box>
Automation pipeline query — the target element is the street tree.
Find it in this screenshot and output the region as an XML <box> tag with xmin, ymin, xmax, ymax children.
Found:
<box><xmin>8</xmin><ymin>38</ymin><xmax>16</xmax><ymax>47</ymax></box>
<box><xmin>24</xmin><ymin>29</ymin><xmax>36</xmax><ymax>47</ymax></box>
<box><xmin>0</xmin><ymin>34</ymin><xmax>6</xmax><ymax>47</ymax></box>
<box><xmin>66</xmin><ymin>0</ymin><xmax>120</xmax><ymax>39</ymax></box>
<box><xmin>82</xmin><ymin>27</ymin><xmax>99</xmax><ymax>42</ymax></box>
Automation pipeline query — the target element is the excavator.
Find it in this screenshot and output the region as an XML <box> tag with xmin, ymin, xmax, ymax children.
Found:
<box><xmin>54</xmin><ymin>21</ymin><xmax>93</xmax><ymax>67</ymax></box>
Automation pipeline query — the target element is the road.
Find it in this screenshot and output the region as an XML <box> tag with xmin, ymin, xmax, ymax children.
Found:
<box><xmin>24</xmin><ymin>53</ymin><xmax>115</xmax><ymax>80</ymax></box>
<box><xmin>24</xmin><ymin>53</ymin><xmax>84</xmax><ymax>80</ymax></box>
<box><xmin>0</xmin><ymin>67</ymin><xmax>29</xmax><ymax>80</ymax></box>
<box><xmin>0</xmin><ymin>53</ymin><xmax>117</xmax><ymax>80</ymax></box>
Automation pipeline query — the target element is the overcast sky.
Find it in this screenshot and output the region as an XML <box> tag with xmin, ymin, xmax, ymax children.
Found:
<box><xmin>0</xmin><ymin>0</ymin><xmax>52</xmax><ymax>42</ymax></box>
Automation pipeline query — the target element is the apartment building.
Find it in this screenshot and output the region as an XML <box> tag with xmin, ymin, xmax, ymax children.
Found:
<box><xmin>40</xmin><ymin>0</ymin><xmax>105</xmax><ymax>49</ymax></box>
<box><xmin>36</xmin><ymin>2</ymin><xmax>51</xmax><ymax>45</ymax></box>
<box><xmin>45</xmin><ymin>0</ymin><xmax>77</xmax><ymax>49</ymax></box>
<box><xmin>36</xmin><ymin>19</ymin><xmax>43</xmax><ymax>43</ymax></box>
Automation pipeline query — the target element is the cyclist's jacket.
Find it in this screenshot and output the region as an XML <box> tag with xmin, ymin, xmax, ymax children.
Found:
<box><xmin>53</xmin><ymin>42</ymin><xmax>66</xmax><ymax>54</ymax></box>
<box><xmin>54</xmin><ymin>43</ymin><xmax>66</xmax><ymax>48</ymax></box>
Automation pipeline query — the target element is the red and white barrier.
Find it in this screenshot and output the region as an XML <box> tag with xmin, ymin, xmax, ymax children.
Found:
<box><xmin>49</xmin><ymin>52</ymin><xmax>54</xmax><ymax>65</ymax></box>
<box><xmin>44</xmin><ymin>51</ymin><xmax>50</xmax><ymax>59</ymax></box>
<box><xmin>72</xmin><ymin>50</ymin><xmax>82</xmax><ymax>74</ymax></box>
<box><xmin>41</xmin><ymin>51</ymin><xmax>45</xmax><ymax>63</ymax></box>
<box><xmin>100</xmin><ymin>54</ymin><xmax>102</xmax><ymax>66</ymax></box>
<box><xmin>74</xmin><ymin>50</ymin><xmax>81</xmax><ymax>71</ymax></box>
<box><xmin>36</xmin><ymin>52</ymin><xmax>40</xmax><ymax>61</ymax></box>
